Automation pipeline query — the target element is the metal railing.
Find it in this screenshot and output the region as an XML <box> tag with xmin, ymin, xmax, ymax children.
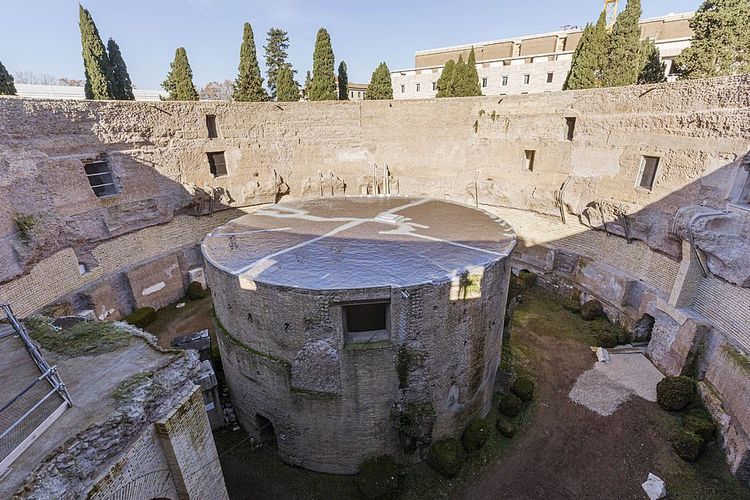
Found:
<box><xmin>0</xmin><ymin>303</ymin><xmax>72</xmax><ymax>472</ymax></box>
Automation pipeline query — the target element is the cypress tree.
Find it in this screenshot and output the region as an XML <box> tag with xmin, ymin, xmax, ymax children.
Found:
<box><xmin>453</xmin><ymin>55</ymin><xmax>470</xmax><ymax>96</ymax></box>
<box><xmin>675</xmin><ymin>0</ymin><xmax>750</xmax><ymax>79</ymax></box>
<box><xmin>107</xmin><ymin>38</ymin><xmax>134</xmax><ymax>100</ymax></box>
<box><xmin>564</xmin><ymin>10</ymin><xmax>608</xmax><ymax>90</ymax></box>
<box><xmin>276</xmin><ymin>67</ymin><xmax>300</xmax><ymax>102</ymax></box>
<box><xmin>0</xmin><ymin>60</ymin><xmax>16</xmax><ymax>95</ymax></box>
<box><xmin>162</xmin><ymin>47</ymin><xmax>199</xmax><ymax>101</ymax></box>
<box><xmin>79</xmin><ymin>5</ymin><xmax>113</xmax><ymax>100</ymax></box>
<box><xmin>338</xmin><ymin>61</ymin><xmax>349</xmax><ymax>100</ymax></box>
<box><xmin>638</xmin><ymin>39</ymin><xmax>666</xmax><ymax>84</ymax></box>
<box><xmin>602</xmin><ymin>0</ymin><xmax>643</xmax><ymax>87</ymax></box>
<box><xmin>309</xmin><ymin>28</ymin><xmax>337</xmax><ymax>101</ymax></box>
<box><xmin>234</xmin><ymin>23</ymin><xmax>267</xmax><ymax>101</ymax></box>
<box><xmin>464</xmin><ymin>47</ymin><xmax>482</xmax><ymax>96</ymax></box>
<box><xmin>365</xmin><ymin>62</ymin><xmax>393</xmax><ymax>100</ymax></box>
<box><xmin>265</xmin><ymin>28</ymin><xmax>292</xmax><ymax>99</ymax></box>
<box><xmin>436</xmin><ymin>59</ymin><xmax>457</xmax><ymax>98</ymax></box>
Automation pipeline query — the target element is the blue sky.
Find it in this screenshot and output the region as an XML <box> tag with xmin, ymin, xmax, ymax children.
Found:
<box><xmin>1</xmin><ymin>0</ymin><xmax>702</xmax><ymax>90</ymax></box>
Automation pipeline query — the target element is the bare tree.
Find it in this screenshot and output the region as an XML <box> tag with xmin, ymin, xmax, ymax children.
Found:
<box><xmin>199</xmin><ymin>80</ymin><xmax>234</xmax><ymax>100</ymax></box>
<box><xmin>13</xmin><ymin>71</ymin><xmax>62</xmax><ymax>85</ymax></box>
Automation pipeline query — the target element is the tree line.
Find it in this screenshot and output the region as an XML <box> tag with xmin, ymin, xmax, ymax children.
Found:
<box><xmin>0</xmin><ymin>1</ymin><xmax>748</xmax><ymax>99</ymax></box>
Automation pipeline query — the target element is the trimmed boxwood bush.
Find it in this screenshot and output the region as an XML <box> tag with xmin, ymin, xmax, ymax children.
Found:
<box><xmin>684</xmin><ymin>415</ymin><xmax>715</xmax><ymax>442</ymax></box>
<box><xmin>427</xmin><ymin>439</ymin><xmax>464</xmax><ymax>478</ymax></box>
<box><xmin>512</xmin><ymin>376</ymin><xmax>535</xmax><ymax>402</ymax></box>
<box><xmin>124</xmin><ymin>307</ymin><xmax>156</xmax><ymax>328</ymax></box>
<box><xmin>461</xmin><ymin>419</ymin><xmax>489</xmax><ymax>452</ymax></box>
<box><xmin>186</xmin><ymin>281</ymin><xmax>208</xmax><ymax>300</ymax></box>
<box><xmin>672</xmin><ymin>430</ymin><xmax>704</xmax><ymax>462</ymax></box>
<box><xmin>356</xmin><ymin>456</ymin><xmax>400</xmax><ymax>499</ymax></box>
<box><xmin>656</xmin><ymin>376</ymin><xmax>694</xmax><ymax>411</ymax></box>
<box><xmin>496</xmin><ymin>415</ymin><xmax>517</xmax><ymax>437</ymax></box>
<box><xmin>596</xmin><ymin>331</ymin><xmax>619</xmax><ymax>349</ymax></box>
<box><xmin>580</xmin><ymin>299</ymin><xmax>604</xmax><ymax>320</ymax></box>
<box><xmin>498</xmin><ymin>393</ymin><xmax>523</xmax><ymax>418</ymax></box>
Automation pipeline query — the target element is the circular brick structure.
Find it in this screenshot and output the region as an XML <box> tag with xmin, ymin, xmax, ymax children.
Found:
<box><xmin>202</xmin><ymin>196</ymin><xmax>516</xmax><ymax>473</ymax></box>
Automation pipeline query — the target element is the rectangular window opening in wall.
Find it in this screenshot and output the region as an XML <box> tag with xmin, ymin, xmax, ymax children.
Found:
<box><xmin>565</xmin><ymin>117</ymin><xmax>576</xmax><ymax>141</ymax></box>
<box><xmin>547</xmin><ymin>72</ymin><xmax>554</xmax><ymax>83</ymax></box>
<box><xmin>501</xmin><ymin>76</ymin><xmax>508</xmax><ymax>86</ymax></box>
<box><xmin>637</xmin><ymin>156</ymin><xmax>660</xmax><ymax>190</ymax></box>
<box><xmin>523</xmin><ymin>150</ymin><xmax>536</xmax><ymax>171</ymax></box>
<box><xmin>83</xmin><ymin>160</ymin><xmax>118</xmax><ymax>198</ymax></box>
<box><xmin>401</xmin><ymin>85</ymin><xmax>405</xmax><ymax>93</ymax></box>
<box><xmin>482</xmin><ymin>77</ymin><xmax>488</xmax><ymax>88</ymax></box>
<box><xmin>343</xmin><ymin>301</ymin><xmax>390</xmax><ymax>345</ymax></box>
<box><xmin>523</xmin><ymin>74</ymin><xmax>530</xmax><ymax>85</ymax></box>
<box><xmin>416</xmin><ymin>83</ymin><xmax>420</xmax><ymax>92</ymax></box>
<box><xmin>207</xmin><ymin>151</ymin><xmax>228</xmax><ymax>177</ymax></box>
<box><xmin>432</xmin><ymin>81</ymin><xmax>437</xmax><ymax>91</ymax></box>
<box><xmin>206</xmin><ymin>115</ymin><xmax>218</xmax><ymax>139</ymax></box>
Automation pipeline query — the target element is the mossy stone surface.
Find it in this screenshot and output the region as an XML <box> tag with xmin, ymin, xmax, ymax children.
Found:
<box><xmin>580</xmin><ymin>300</ymin><xmax>604</xmax><ymax>320</ymax></box>
<box><xmin>512</xmin><ymin>377</ymin><xmax>535</xmax><ymax>402</ymax></box>
<box><xmin>496</xmin><ymin>415</ymin><xmax>517</xmax><ymax>437</ymax></box>
<box><xmin>498</xmin><ymin>393</ymin><xmax>523</xmax><ymax>418</ymax></box>
<box><xmin>461</xmin><ymin>419</ymin><xmax>489</xmax><ymax>452</ymax></box>
<box><xmin>657</xmin><ymin>376</ymin><xmax>695</xmax><ymax>411</ymax></box>
<box><xmin>124</xmin><ymin>307</ymin><xmax>157</xmax><ymax>328</ymax></box>
<box><xmin>356</xmin><ymin>455</ymin><xmax>400</xmax><ymax>499</ymax></box>
<box><xmin>427</xmin><ymin>439</ymin><xmax>464</xmax><ymax>478</ymax></box>
<box><xmin>673</xmin><ymin>430</ymin><xmax>704</xmax><ymax>462</ymax></box>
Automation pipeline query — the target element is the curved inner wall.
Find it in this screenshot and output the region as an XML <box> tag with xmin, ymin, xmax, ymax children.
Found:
<box><xmin>1</xmin><ymin>75</ymin><xmax>749</xmax><ymax>478</ymax></box>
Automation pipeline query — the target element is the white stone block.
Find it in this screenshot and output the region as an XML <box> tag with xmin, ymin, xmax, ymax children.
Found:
<box><xmin>642</xmin><ymin>473</ymin><xmax>667</xmax><ymax>500</ymax></box>
<box><xmin>189</xmin><ymin>267</ymin><xmax>206</xmax><ymax>287</ymax></box>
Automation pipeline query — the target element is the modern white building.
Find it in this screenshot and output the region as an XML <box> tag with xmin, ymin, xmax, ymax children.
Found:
<box><xmin>14</xmin><ymin>84</ymin><xmax>166</xmax><ymax>101</ymax></box>
<box><xmin>391</xmin><ymin>12</ymin><xmax>694</xmax><ymax>99</ymax></box>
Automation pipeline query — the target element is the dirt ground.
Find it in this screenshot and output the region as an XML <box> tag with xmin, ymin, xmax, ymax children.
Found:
<box><xmin>146</xmin><ymin>296</ymin><xmax>215</xmax><ymax>349</ymax></box>
<box><xmin>205</xmin><ymin>287</ymin><xmax>749</xmax><ymax>499</ymax></box>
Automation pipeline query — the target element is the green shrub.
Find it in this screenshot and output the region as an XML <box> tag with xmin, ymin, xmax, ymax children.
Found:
<box><xmin>498</xmin><ymin>393</ymin><xmax>523</xmax><ymax>418</ymax></box>
<box><xmin>427</xmin><ymin>439</ymin><xmax>464</xmax><ymax>478</ymax></box>
<box><xmin>596</xmin><ymin>331</ymin><xmax>619</xmax><ymax>348</ymax></box>
<box><xmin>580</xmin><ymin>300</ymin><xmax>604</xmax><ymax>320</ymax></box>
<box><xmin>124</xmin><ymin>307</ymin><xmax>157</xmax><ymax>328</ymax></box>
<box><xmin>562</xmin><ymin>299</ymin><xmax>581</xmax><ymax>313</ymax></box>
<box><xmin>186</xmin><ymin>281</ymin><xmax>207</xmax><ymax>300</ymax></box>
<box><xmin>672</xmin><ymin>430</ymin><xmax>704</xmax><ymax>462</ymax></box>
<box><xmin>356</xmin><ymin>456</ymin><xmax>400</xmax><ymax>499</ymax></box>
<box><xmin>461</xmin><ymin>419</ymin><xmax>489</xmax><ymax>452</ymax></box>
<box><xmin>512</xmin><ymin>376</ymin><xmax>535</xmax><ymax>402</ymax></box>
<box><xmin>25</xmin><ymin>316</ymin><xmax>131</xmax><ymax>357</ymax></box>
<box><xmin>684</xmin><ymin>415</ymin><xmax>715</xmax><ymax>442</ymax></box>
<box><xmin>496</xmin><ymin>415</ymin><xmax>517</xmax><ymax>437</ymax></box>
<box><xmin>656</xmin><ymin>376</ymin><xmax>695</xmax><ymax>411</ymax></box>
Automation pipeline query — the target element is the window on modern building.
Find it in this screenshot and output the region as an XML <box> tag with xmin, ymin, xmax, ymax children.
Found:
<box><xmin>523</xmin><ymin>74</ymin><xmax>530</xmax><ymax>85</ymax></box>
<box><xmin>401</xmin><ymin>85</ymin><xmax>405</xmax><ymax>93</ymax></box>
<box><xmin>342</xmin><ymin>301</ymin><xmax>390</xmax><ymax>344</ymax></box>
<box><xmin>416</xmin><ymin>83</ymin><xmax>420</xmax><ymax>92</ymax></box>
<box><xmin>482</xmin><ymin>77</ymin><xmax>488</xmax><ymax>88</ymax></box>
<box><xmin>207</xmin><ymin>151</ymin><xmax>228</xmax><ymax>177</ymax></box>
<box><xmin>546</xmin><ymin>72</ymin><xmax>554</xmax><ymax>83</ymax></box>
<box><xmin>83</xmin><ymin>160</ymin><xmax>118</xmax><ymax>198</ymax></box>
<box><xmin>503</xmin><ymin>60</ymin><xmax>511</xmax><ymax>66</ymax></box>
<box><xmin>523</xmin><ymin>150</ymin><xmax>536</xmax><ymax>171</ymax></box>
<box><xmin>565</xmin><ymin>117</ymin><xmax>576</xmax><ymax>141</ymax></box>
<box><xmin>501</xmin><ymin>76</ymin><xmax>508</xmax><ymax>86</ymax></box>
<box><xmin>524</xmin><ymin>57</ymin><xmax>533</xmax><ymax>64</ymax></box>
<box><xmin>637</xmin><ymin>156</ymin><xmax>660</xmax><ymax>190</ymax></box>
<box><xmin>432</xmin><ymin>81</ymin><xmax>437</xmax><ymax>91</ymax></box>
<box><xmin>206</xmin><ymin>115</ymin><xmax>218</xmax><ymax>139</ymax></box>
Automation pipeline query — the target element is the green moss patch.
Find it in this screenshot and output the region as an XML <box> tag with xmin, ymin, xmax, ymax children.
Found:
<box><xmin>123</xmin><ymin>307</ymin><xmax>157</xmax><ymax>328</ymax></box>
<box><xmin>356</xmin><ymin>456</ymin><xmax>400</xmax><ymax>499</ymax></box>
<box><xmin>112</xmin><ymin>371</ymin><xmax>153</xmax><ymax>400</ymax></box>
<box><xmin>25</xmin><ymin>316</ymin><xmax>132</xmax><ymax>357</ymax></box>
<box><xmin>724</xmin><ymin>345</ymin><xmax>750</xmax><ymax>375</ymax></box>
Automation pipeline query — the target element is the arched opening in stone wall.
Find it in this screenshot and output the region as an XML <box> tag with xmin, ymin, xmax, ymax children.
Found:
<box><xmin>256</xmin><ymin>413</ymin><xmax>278</xmax><ymax>450</ymax></box>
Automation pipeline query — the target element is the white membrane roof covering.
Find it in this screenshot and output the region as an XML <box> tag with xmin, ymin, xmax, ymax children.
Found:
<box><xmin>201</xmin><ymin>196</ymin><xmax>516</xmax><ymax>290</ymax></box>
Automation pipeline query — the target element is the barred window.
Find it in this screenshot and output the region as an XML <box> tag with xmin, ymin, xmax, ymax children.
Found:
<box><xmin>83</xmin><ymin>160</ymin><xmax>117</xmax><ymax>198</ymax></box>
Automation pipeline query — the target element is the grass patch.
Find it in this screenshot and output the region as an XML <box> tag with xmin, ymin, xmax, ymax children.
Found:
<box><xmin>25</xmin><ymin>316</ymin><xmax>132</xmax><ymax>357</ymax></box>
